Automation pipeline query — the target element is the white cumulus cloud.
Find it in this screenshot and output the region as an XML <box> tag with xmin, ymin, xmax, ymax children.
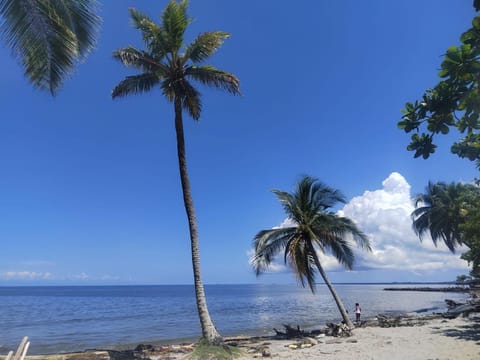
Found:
<box><xmin>340</xmin><ymin>172</ymin><xmax>469</xmax><ymax>274</ymax></box>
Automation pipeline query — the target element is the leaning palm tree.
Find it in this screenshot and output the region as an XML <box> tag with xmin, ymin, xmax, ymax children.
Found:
<box><xmin>0</xmin><ymin>0</ymin><xmax>100</xmax><ymax>94</ymax></box>
<box><xmin>412</xmin><ymin>182</ymin><xmax>468</xmax><ymax>252</ymax></box>
<box><xmin>111</xmin><ymin>1</ymin><xmax>240</xmax><ymax>344</ymax></box>
<box><xmin>252</xmin><ymin>176</ymin><xmax>371</xmax><ymax>329</ymax></box>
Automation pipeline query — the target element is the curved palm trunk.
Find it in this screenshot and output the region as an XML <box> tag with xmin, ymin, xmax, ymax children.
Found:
<box><xmin>312</xmin><ymin>255</ymin><xmax>354</xmax><ymax>329</ymax></box>
<box><xmin>174</xmin><ymin>98</ymin><xmax>223</xmax><ymax>344</ymax></box>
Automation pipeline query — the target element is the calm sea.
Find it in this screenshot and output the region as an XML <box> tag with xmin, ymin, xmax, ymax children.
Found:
<box><xmin>0</xmin><ymin>284</ymin><xmax>468</xmax><ymax>354</ymax></box>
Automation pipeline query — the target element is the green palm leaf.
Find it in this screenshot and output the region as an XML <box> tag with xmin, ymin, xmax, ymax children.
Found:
<box><xmin>290</xmin><ymin>237</ymin><xmax>316</xmax><ymax>291</ymax></box>
<box><xmin>0</xmin><ymin>0</ymin><xmax>100</xmax><ymax>94</ymax></box>
<box><xmin>111</xmin><ymin>73</ymin><xmax>160</xmax><ymax>98</ymax></box>
<box><xmin>252</xmin><ymin>227</ymin><xmax>296</xmax><ymax>275</ymax></box>
<box><xmin>113</xmin><ymin>47</ymin><xmax>168</xmax><ymax>73</ymax></box>
<box><xmin>412</xmin><ymin>181</ymin><xmax>470</xmax><ymax>252</ymax></box>
<box><xmin>129</xmin><ymin>8</ymin><xmax>158</xmax><ymax>37</ymax></box>
<box><xmin>184</xmin><ymin>31</ymin><xmax>230</xmax><ymax>63</ymax></box>
<box><xmin>128</xmin><ymin>8</ymin><xmax>168</xmax><ymax>59</ymax></box>
<box><xmin>271</xmin><ymin>190</ymin><xmax>296</xmax><ymax>218</ymax></box>
<box><xmin>161</xmin><ymin>0</ymin><xmax>189</xmax><ymax>53</ymax></box>
<box><xmin>51</xmin><ymin>0</ymin><xmax>99</xmax><ymax>54</ymax></box>
<box><xmin>178</xmin><ymin>79</ymin><xmax>202</xmax><ymax>120</ymax></box>
<box><xmin>185</xmin><ymin>65</ymin><xmax>241</xmax><ymax>95</ymax></box>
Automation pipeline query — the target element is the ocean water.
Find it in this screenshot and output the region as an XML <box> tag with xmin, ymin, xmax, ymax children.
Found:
<box><xmin>0</xmin><ymin>284</ymin><xmax>468</xmax><ymax>354</ymax></box>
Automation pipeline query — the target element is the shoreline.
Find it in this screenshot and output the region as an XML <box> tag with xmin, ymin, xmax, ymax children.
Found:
<box><xmin>11</xmin><ymin>313</ymin><xmax>479</xmax><ymax>360</ymax></box>
<box><xmin>13</xmin><ymin>311</ymin><xmax>440</xmax><ymax>356</ymax></box>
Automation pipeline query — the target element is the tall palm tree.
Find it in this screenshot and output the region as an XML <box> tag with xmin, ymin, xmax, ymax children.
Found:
<box><xmin>111</xmin><ymin>1</ymin><xmax>240</xmax><ymax>344</ymax></box>
<box><xmin>412</xmin><ymin>182</ymin><xmax>468</xmax><ymax>252</ymax></box>
<box><xmin>252</xmin><ymin>176</ymin><xmax>371</xmax><ymax>329</ymax></box>
<box><xmin>0</xmin><ymin>0</ymin><xmax>100</xmax><ymax>94</ymax></box>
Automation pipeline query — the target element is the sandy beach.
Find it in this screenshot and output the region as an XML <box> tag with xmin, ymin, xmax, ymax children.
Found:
<box><xmin>235</xmin><ymin>315</ymin><xmax>480</xmax><ymax>360</ymax></box>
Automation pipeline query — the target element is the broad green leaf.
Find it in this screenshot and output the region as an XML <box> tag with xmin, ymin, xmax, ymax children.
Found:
<box><xmin>473</xmin><ymin>16</ymin><xmax>480</xmax><ymax>30</ymax></box>
<box><xmin>438</xmin><ymin>68</ymin><xmax>450</xmax><ymax>78</ymax></box>
<box><xmin>445</xmin><ymin>46</ymin><xmax>461</xmax><ymax>63</ymax></box>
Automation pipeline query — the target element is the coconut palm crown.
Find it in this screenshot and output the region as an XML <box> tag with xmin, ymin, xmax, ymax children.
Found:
<box><xmin>111</xmin><ymin>1</ymin><xmax>240</xmax><ymax>113</ymax></box>
<box><xmin>0</xmin><ymin>0</ymin><xmax>100</xmax><ymax>94</ymax></box>
<box><xmin>252</xmin><ymin>176</ymin><xmax>371</xmax><ymax>328</ymax></box>
<box><xmin>412</xmin><ymin>181</ymin><xmax>474</xmax><ymax>252</ymax></box>
<box><xmin>112</xmin><ymin>0</ymin><xmax>240</xmax><ymax>345</ymax></box>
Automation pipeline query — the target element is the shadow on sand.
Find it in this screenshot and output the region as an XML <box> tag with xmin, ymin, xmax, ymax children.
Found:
<box><xmin>441</xmin><ymin>315</ymin><xmax>480</xmax><ymax>344</ymax></box>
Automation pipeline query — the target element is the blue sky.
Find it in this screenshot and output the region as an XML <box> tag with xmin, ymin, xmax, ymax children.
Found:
<box><xmin>0</xmin><ymin>0</ymin><xmax>478</xmax><ymax>285</ymax></box>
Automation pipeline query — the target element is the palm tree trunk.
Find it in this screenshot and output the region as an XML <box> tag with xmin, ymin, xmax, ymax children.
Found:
<box><xmin>174</xmin><ymin>97</ymin><xmax>223</xmax><ymax>344</ymax></box>
<box><xmin>312</xmin><ymin>255</ymin><xmax>354</xmax><ymax>329</ymax></box>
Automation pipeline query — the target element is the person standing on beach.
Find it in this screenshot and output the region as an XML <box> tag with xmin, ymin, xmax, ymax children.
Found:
<box><xmin>355</xmin><ymin>303</ymin><xmax>361</xmax><ymax>323</ymax></box>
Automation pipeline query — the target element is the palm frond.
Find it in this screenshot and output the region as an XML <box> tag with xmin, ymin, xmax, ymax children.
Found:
<box><xmin>128</xmin><ymin>8</ymin><xmax>168</xmax><ymax>58</ymax></box>
<box><xmin>295</xmin><ymin>176</ymin><xmax>316</xmax><ymax>210</ymax></box>
<box><xmin>271</xmin><ymin>190</ymin><xmax>296</xmax><ymax>219</ymax></box>
<box><xmin>184</xmin><ymin>31</ymin><xmax>230</xmax><ymax>63</ymax></box>
<box><xmin>111</xmin><ymin>73</ymin><xmax>160</xmax><ymax>98</ymax></box>
<box><xmin>285</xmin><ymin>176</ymin><xmax>347</xmax><ymax>227</ymax></box>
<box><xmin>160</xmin><ymin>77</ymin><xmax>175</xmax><ymax>102</ymax></box>
<box><xmin>411</xmin><ymin>206</ymin><xmax>433</xmax><ymax>240</ymax></box>
<box><xmin>0</xmin><ymin>0</ymin><xmax>100</xmax><ymax>94</ymax></box>
<box><xmin>161</xmin><ymin>0</ymin><xmax>190</xmax><ymax>53</ymax></box>
<box><xmin>310</xmin><ymin>182</ymin><xmax>346</xmax><ymax>210</ymax></box>
<box><xmin>185</xmin><ymin>65</ymin><xmax>241</xmax><ymax>95</ymax></box>
<box><xmin>411</xmin><ymin>181</ymin><xmax>465</xmax><ymax>252</ymax></box>
<box><xmin>288</xmin><ymin>236</ymin><xmax>317</xmax><ymax>292</ymax></box>
<box><xmin>113</xmin><ymin>46</ymin><xmax>168</xmax><ymax>73</ymax></box>
<box><xmin>326</xmin><ymin>235</ymin><xmax>355</xmax><ymax>270</ymax></box>
<box><xmin>129</xmin><ymin>7</ymin><xmax>157</xmax><ymax>35</ymax></box>
<box><xmin>50</xmin><ymin>0</ymin><xmax>99</xmax><ymax>57</ymax></box>
<box><xmin>312</xmin><ymin>214</ymin><xmax>370</xmax><ymax>254</ymax></box>
<box><xmin>179</xmin><ymin>79</ymin><xmax>202</xmax><ymax>120</ymax></box>
<box><xmin>300</xmin><ymin>176</ymin><xmax>345</xmax><ymax>212</ymax></box>
<box><xmin>252</xmin><ymin>227</ymin><xmax>296</xmax><ymax>276</ymax></box>
<box><xmin>338</xmin><ymin>217</ymin><xmax>371</xmax><ymax>251</ymax></box>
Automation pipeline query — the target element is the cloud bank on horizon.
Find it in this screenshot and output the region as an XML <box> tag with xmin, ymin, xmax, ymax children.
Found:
<box><xmin>254</xmin><ymin>172</ymin><xmax>469</xmax><ymax>278</ymax></box>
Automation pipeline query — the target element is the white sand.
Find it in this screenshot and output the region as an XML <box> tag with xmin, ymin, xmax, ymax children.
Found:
<box><xmin>236</xmin><ymin>316</ymin><xmax>480</xmax><ymax>360</ymax></box>
<box><xmin>13</xmin><ymin>315</ymin><xmax>478</xmax><ymax>360</ymax></box>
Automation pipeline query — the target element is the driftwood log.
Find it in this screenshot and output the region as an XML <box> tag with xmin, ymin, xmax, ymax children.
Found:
<box><xmin>445</xmin><ymin>299</ymin><xmax>463</xmax><ymax>308</ymax></box>
<box><xmin>5</xmin><ymin>337</ymin><xmax>29</xmax><ymax>360</ymax></box>
<box><xmin>443</xmin><ymin>299</ymin><xmax>480</xmax><ymax>319</ymax></box>
<box><xmin>273</xmin><ymin>324</ymin><xmax>307</xmax><ymax>338</ymax></box>
<box><xmin>325</xmin><ymin>322</ymin><xmax>352</xmax><ymax>337</ymax></box>
<box><xmin>273</xmin><ymin>322</ymin><xmax>352</xmax><ymax>339</ymax></box>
